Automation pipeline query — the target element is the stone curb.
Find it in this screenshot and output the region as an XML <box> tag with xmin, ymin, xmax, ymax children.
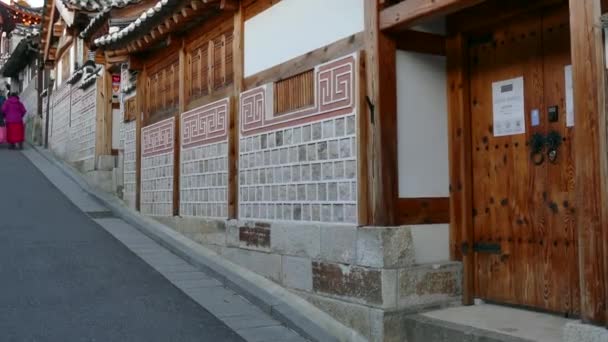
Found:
<box><xmin>29</xmin><ymin>145</ymin><xmax>366</xmax><ymax>342</ymax></box>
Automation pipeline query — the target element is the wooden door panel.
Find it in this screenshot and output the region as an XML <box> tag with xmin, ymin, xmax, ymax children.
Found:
<box><xmin>469</xmin><ymin>5</ymin><xmax>577</xmax><ymax>314</ymax></box>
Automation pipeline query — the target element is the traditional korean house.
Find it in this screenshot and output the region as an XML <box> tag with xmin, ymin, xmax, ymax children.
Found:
<box><xmin>40</xmin><ymin>0</ymin><xmax>608</xmax><ymax>341</ymax></box>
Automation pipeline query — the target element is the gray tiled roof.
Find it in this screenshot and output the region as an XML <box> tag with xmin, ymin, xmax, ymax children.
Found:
<box><xmin>61</xmin><ymin>0</ymin><xmax>140</xmax><ymax>12</ymax></box>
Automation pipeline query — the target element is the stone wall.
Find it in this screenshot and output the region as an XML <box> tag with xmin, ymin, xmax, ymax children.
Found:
<box><xmin>49</xmin><ymin>83</ymin><xmax>71</xmax><ymax>158</ymax></box>
<box><xmin>140</xmin><ymin>117</ymin><xmax>174</xmax><ymax>216</ymax></box>
<box><xmin>180</xmin><ymin>98</ymin><xmax>229</xmax><ymax>218</ymax></box>
<box><xmin>21</xmin><ymin>78</ymin><xmax>39</xmax><ymax>145</ymax></box>
<box><xmin>123</xmin><ymin>120</ymin><xmax>137</xmax><ymax>209</ymax></box>
<box><xmin>239</xmin><ymin>54</ymin><xmax>357</xmax><ymax>224</ymax></box>
<box><xmin>68</xmin><ymin>82</ymin><xmax>97</xmax><ymax>169</ymax></box>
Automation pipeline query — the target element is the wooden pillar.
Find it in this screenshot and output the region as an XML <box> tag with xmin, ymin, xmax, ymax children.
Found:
<box><xmin>174</xmin><ymin>40</ymin><xmax>186</xmax><ymax>216</ymax></box>
<box><xmin>135</xmin><ymin>68</ymin><xmax>146</xmax><ymax>211</ymax></box>
<box><xmin>229</xmin><ymin>3</ymin><xmax>244</xmax><ymax>219</ymax></box>
<box><xmin>95</xmin><ymin>73</ymin><xmax>112</xmax><ymax>159</ymax></box>
<box><xmin>446</xmin><ymin>33</ymin><xmax>474</xmax><ymax>305</ymax></box>
<box><xmin>569</xmin><ymin>0</ymin><xmax>608</xmax><ymax>325</ymax></box>
<box><xmin>363</xmin><ymin>0</ymin><xmax>398</xmax><ymax>226</ymax></box>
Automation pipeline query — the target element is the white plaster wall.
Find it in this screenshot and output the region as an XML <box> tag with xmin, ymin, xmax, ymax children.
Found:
<box><xmin>396</xmin><ymin>50</ymin><xmax>450</xmax><ymax>263</ymax></box>
<box><xmin>244</xmin><ymin>0</ymin><xmax>364</xmax><ymax>76</ymax></box>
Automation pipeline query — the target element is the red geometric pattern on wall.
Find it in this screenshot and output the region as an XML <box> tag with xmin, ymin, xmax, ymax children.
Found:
<box><xmin>142</xmin><ymin>117</ymin><xmax>174</xmax><ymax>157</ymax></box>
<box><xmin>181</xmin><ymin>98</ymin><xmax>229</xmax><ymax>149</ymax></box>
<box><xmin>240</xmin><ymin>54</ymin><xmax>356</xmax><ymax>136</ymax></box>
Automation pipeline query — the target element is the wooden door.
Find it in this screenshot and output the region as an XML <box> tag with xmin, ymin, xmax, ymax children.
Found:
<box><xmin>468</xmin><ymin>5</ymin><xmax>579</xmax><ymax>314</ymax></box>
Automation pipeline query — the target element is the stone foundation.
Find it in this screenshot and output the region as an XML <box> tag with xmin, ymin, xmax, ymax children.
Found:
<box><xmin>156</xmin><ymin>217</ymin><xmax>462</xmax><ymax>341</ymax></box>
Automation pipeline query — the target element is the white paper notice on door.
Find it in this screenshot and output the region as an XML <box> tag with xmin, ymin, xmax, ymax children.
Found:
<box><xmin>565</xmin><ymin>65</ymin><xmax>574</xmax><ymax>127</ymax></box>
<box><xmin>492</xmin><ymin>77</ymin><xmax>525</xmax><ymax>137</ymax></box>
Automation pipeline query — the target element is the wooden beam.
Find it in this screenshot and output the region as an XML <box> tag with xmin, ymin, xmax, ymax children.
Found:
<box><xmin>135</xmin><ymin>68</ymin><xmax>146</xmax><ymax>211</ymax></box>
<box><xmin>364</xmin><ymin>0</ymin><xmax>398</xmax><ymax>225</ymax></box>
<box><xmin>229</xmin><ymin>2</ymin><xmax>244</xmax><ymax>219</ymax></box>
<box><xmin>446</xmin><ymin>33</ymin><xmax>473</xmax><ymax>304</ymax></box>
<box><xmin>395</xmin><ymin>198</ymin><xmax>450</xmax><ymax>224</ymax></box>
<box><xmin>394</xmin><ymin>29</ymin><xmax>446</xmax><ymax>56</ymax></box>
<box><xmin>380</xmin><ymin>0</ymin><xmax>485</xmax><ymax>32</ymax></box>
<box><xmin>220</xmin><ymin>0</ymin><xmax>239</xmax><ymax>10</ymax></box>
<box><xmin>569</xmin><ymin>0</ymin><xmax>608</xmax><ymax>325</ymax></box>
<box><xmin>244</xmin><ymin>32</ymin><xmax>364</xmax><ymax>90</ymax></box>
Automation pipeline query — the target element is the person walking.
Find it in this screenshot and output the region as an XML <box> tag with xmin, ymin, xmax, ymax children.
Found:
<box><xmin>2</xmin><ymin>92</ymin><xmax>26</xmax><ymax>150</ymax></box>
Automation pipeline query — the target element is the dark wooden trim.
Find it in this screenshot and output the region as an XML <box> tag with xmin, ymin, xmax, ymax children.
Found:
<box><xmin>446</xmin><ymin>33</ymin><xmax>474</xmax><ymax>304</ymax></box>
<box><xmin>174</xmin><ymin>40</ymin><xmax>186</xmax><ymax>217</ymax></box>
<box><xmin>394</xmin><ymin>30</ymin><xmax>446</xmax><ymax>56</ymax></box>
<box><xmin>228</xmin><ymin>2</ymin><xmax>243</xmax><ymax>219</ymax></box>
<box><xmin>569</xmin><ymin>0</ymin><xmax>608</xmax><ymax>325</ymax></box>
<box><xmin>243</xmin><ymin>32</ymin><xmax>364</xmax><ymax>90</ymax></box>
<box><xmin>185</xmin><ymin>86</ymin><xmax>233</xmax><ymax>112</ymax></box>
<box><xmin>395</xmin><ymin>197</ymin><xmax>450</xmax><ymax>224</ymax></box>
<box><xmin>380</xmin><ymin>0</ymin><xmax>485</xmax><ymax>32</ymax></box>
<box><xmin>135</xmin><ymin>68</ymin><xmax>146</xmax><ymax>211</ymax></box>
<box><xmin>357</xmin><ymin>50</ymin><xmax>371</xmax><ymax>225</ymax></box>
<box><xmin>364</xmin><ymin>0</ymin><xmax>398</xmax><ymax>226</ymax></box>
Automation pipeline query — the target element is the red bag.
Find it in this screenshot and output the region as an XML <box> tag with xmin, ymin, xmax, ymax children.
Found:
<box><xmin>0</xmin><ymin>126</ymin><xmax>6</xmax><ymax>144</ymax></box>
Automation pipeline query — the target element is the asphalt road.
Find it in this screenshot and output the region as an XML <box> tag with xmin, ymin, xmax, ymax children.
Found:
<box><xmin>0</xmin><ymin>150</ymin><xmax>244</xmax><ymax>341</ymax></box>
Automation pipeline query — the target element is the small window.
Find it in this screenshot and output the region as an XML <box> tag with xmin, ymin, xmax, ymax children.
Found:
<box><xmin>273</xmin><ymin>69</ymin><xmax>314</xmax><ymax>115</ymax></box>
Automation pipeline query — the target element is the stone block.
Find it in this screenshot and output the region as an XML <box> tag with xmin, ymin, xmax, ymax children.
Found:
<box><xmin>271</xmin><ymin>222</ymin><xmax>321</xmax><ymax>259</ymax></box>
<box><xmin>226</xmin><ymin>220</ymin><xmax>239</xmax><ymax>247</ymax></box>
<box><xmin>398</xmin><ymin>262</ymin><xmax>462</xmax><ymax>308</ymax></box>
<box><xmin>221</xmin><ymin>247</ymin><xmax>282</xmax><ymax>282</ymax></box>
<box><xmin>312</xmin><ymin>261</ymin><xmax>396</xmax><ymax>308</ymax></box>
<box><xmin>356</xmin><ymin>226</ymin><xmax>415</xmax><ymax>268</ymax></box>
<box><xmin>564</xmin><ymin>321</ymin><xmax>608</xmax><ymax>342</ymax></box>
<box><xmin>281</xmin><ymin>256</ymin><xmax>312</xmax><ymax>291</ymax></box>
<box><xmin>320</xmin><ymin>224</ymin><xmax>357</xmax><ymax>264</ymax></box>
<box><xmin>239</xmin><ymin>222</ymin><xmax>271</xmax><ymax>252</ymax></box>
<box><xmin>97</xmin><ymin>155</ymin><xmax>116</xmax><ymax>171</ymax></box>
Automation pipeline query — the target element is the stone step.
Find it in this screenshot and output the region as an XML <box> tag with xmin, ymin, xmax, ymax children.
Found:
<box><xmin>401</xmin><ymin>303</ymin><xmax>574</xmax><ymax>342</ymax></box>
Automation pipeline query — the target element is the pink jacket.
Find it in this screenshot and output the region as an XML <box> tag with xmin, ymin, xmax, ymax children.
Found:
<box><xmin>2</xmin><ymin>96</ymin><xmax>26</xmax><ymax>124</ymax></box>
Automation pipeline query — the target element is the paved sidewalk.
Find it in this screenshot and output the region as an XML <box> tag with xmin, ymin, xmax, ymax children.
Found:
<box><xmin>17</xmin><ymin>147</ymin><xmax>306</xmax><ymax>342</ymax></box>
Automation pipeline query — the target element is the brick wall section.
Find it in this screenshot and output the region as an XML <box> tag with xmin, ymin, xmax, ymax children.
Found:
<box><xmin>180</xmin><ymin>98</ymin><xmax>230</xmax><ymax>218</ymax></box>
<box><xmin>140</xmin><ymin>117</ymin><xmax>174</xmax><ymax>216</ymax></box>
<box><xmin>239</xmin><ymin>54</ymin><xmax>358</xmax><ymax>224</ymax></box>
<box><xmin>49</xmin><ymin>83</ymin><xmax>71</xmax><ymax>158</ymax></box>
<box><xmin>68</xmin><ymin>82</ymin><xmax>97</xmax><ymax>164</ymax></box>
<box><xmin>123</xmin><ymin>120</ymin><xmax>137</xmax><ymax>209</ymax></box>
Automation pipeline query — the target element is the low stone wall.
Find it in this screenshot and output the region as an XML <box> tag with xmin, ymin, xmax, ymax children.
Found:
<box><xmin>156</xmin><ymin>216</ymin><xmax>462</xmax><ymax>341</ymax></box>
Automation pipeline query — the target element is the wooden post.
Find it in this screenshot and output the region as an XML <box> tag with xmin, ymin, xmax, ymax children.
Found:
<box><xmin>229</xmin><ymin>3</ymin><xmax>244</xmax><ymax>219</ymax></box>
<box><xmin>569</xmin><ymin>0</ymin><xmax>608</xmax><ymax>325</ymax></box>
<box><xmin>95</xmin><ymin>74</ymin><xmax>112</xmax><ymax>160</ymax></box>
<box><xmin>174</xmin><ymin>39</ymin><xmax>186</xmax><ymax>216</ymax></box>
<box><xmin>364</xmin><ymin>0</ymin><xmax>398</xmax><ymax>226</ymax></box>
<box><xmin>135</xmin><ymin>68</ymin><xmax>146</xmax><ymax>211</ymax></box>
<box><xmin>446</xmin><ymin>33</ymin><xmax>474</xmax><ymax>305</ymax></box>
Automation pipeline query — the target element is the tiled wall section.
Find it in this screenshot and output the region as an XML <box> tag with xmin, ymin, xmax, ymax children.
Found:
<box><xmin>140</xmin><ymin>117</ymin><xmax>174</xmax><ymax>216</ymax></box>
<box><xmin>180</xmin><ymin>98</ymin><xmax>229</xmax><ymax>218</ymax></box>
<box><xmin>239</xmin><ymin>54</ymin><xmax>358</xmax><ymax>224</ymax></box>
<box><xmin>50</xmin><ymin>83</ymin><xmax>71</xmax><ymax>158</ymax></box>
<box><xmin>68</xmin><ymin>83</ymin><xmax>97</xmax><ymax>163</ymax></box>
<box><xmin>123</xmin><ymin>120</ymin><xmax>137</xmax><ymax>209</ymax></box>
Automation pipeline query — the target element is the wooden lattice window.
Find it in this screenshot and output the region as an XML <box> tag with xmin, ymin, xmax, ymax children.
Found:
<box><xmin>124</xmin><ymin>97</ymin><xmax>137</xmax><ymax>122</ymax></box>
<box><xmin>146</xmin><ymin>54</ymin><xmax>179</xmax><ymax>121</ymax></box>
<box><xmin>187</xmin><ymin>28</ymin><xmax>234</xmax><ymax>103</ymax></box>
<box><xmin>273</xmin><ymin>70</ymin><xmax>315</xmax><ymax>115</ymax></box>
